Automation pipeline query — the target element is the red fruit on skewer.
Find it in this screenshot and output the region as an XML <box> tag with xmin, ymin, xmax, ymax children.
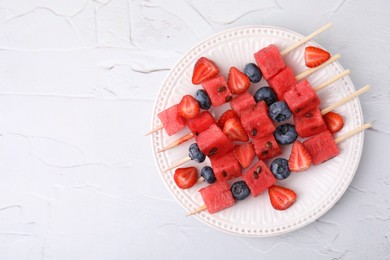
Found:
<box><xmin>222</xmin><ymin>117</ymin><xmax>249</xmax><ymax>142</ymax></box>
<box><xmin>174</xmin><ymin>167</ymin><xmax>198</xmax><ymax>189</ymax></box>
<box><xmin>288</xmin><ymin>141</ymin><xmax>312</xmax><ymax>172</ymax></box>
<box><xmin>192</xmin><ymin>57</ymin><xmax>219</xmax><ymax>85</ymax></box>
<box><xmin>217</xmin><ymin>109</ymin><xmax>239</xmax><ymax>129</ymax></box>
<box><xmin>227</xmin><ymin>67</ymin><xmax>250</xmax><ymax>94</ymax></box>
<box><xmin>178</xmin><ymin>95</ymin><xmax>200</xmax><ymax>119</ymax></box>
<box><xmin>233</xmin><ymin>142</ymin><xmax>255</xmax><ymax>168</ymax></box>
<box><xmin>323</xmin><ymin>111</ymin><xmax>344</xmax><ymax>133</ymax></box>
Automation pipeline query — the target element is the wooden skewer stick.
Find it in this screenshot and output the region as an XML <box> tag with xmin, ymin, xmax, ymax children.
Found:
<box><xmin>189</xmin><ymin>122</ymin><xmax>372</xmax><ymax>215</ymax></box>
<box><xmin>280</xmin><ymin>23</ymin><xmax>332</xmax><ymax>56</ymax></box>
<box><xmin>295</xmin><ymin>53</ymin><xmax>341</xmax><ymax>81</ymax></box>
<box><xmin>162</xmin><ymin>156</ymin><xmax>192</xmax><ymax>173</ymax></box>
<box><xmin>335</xmin><ymin>123</ymin><xmax>372</xmax><ymax>144</ymax></box>
<box><xmin>145</xmin><ymin>124</ymin><xmax>163</xmax><ymax>136</ymax></box>
<box><xmin>187</xmin><ymin>205</ymin><xmax>208</xmax><ymax>216</ymax></box>
<box><xmin>313</xmin><ymin>69</ymin><xmax>351</xmax><ymax>92</ymax></box>
<box><xmin>158</xmin><ymin>132</ymin><xmax>195</xmax><ymax>152</ymax></box>
<box><xmin>320</xmin><ymin>84</ymin><xmax>371</xmax><ymax>115</ymax></box>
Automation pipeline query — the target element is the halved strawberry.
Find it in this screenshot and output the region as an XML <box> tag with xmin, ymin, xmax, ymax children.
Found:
<box><xmin>227</xmin><ymin>67</ymin><xmax>250</xmax><ymax>94</ymax></box>
<box><xmin>234</xmin><ymin>142</ymin><xmax>255</xmax><ymax>168</ymax></box>
<box><xmin>217</xmin><ymin>109</ymin><xmax>239</xmax><ymax>129</ymax></box>
<box><xmin>304</xmin><ymin>46</ymin><xmax>331</xmax><ymax>68</ymax></box>
<box><xmin>191</xmin><ymin>57</ymin><xmax>219</xmax><ymax>85</ymax></box>
<box><xmin>323</xmin><ymin>111</ymin><xmax>344</xmax><ymax>133</ymax></box>
<box><xmin>268</xmin><ymin>185</ymin><xmax>297</xmax><ymax>210</ymax></box>
<box><xmin>174</xmin><ymin>167</ymin><xmax>198</xmax><ymax>189</ymax></box>
<box><xmin>223</xmin><ymin>117</ymin><xmax>248</xmax><ymax>142</ymax></box>
<box><xmin>178</xmin><ymin>95</ymin><xmax>200</xmax><ymax>119</ymax></box>
<box><xmin>288</xmin><ymin>141</ymin><xmax>312</xmax><ymax>172</ymax></box>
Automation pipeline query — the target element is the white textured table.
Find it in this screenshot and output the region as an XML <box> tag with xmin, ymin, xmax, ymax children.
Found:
<box><xmin>0</xmin><ymin>1</ymin><xmax>389</xmax><ymax>259</ymax></box>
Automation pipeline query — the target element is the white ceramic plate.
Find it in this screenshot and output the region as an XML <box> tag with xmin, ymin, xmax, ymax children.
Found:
<box><xmin>151</xmin><ymin>25</ymin><xmax>364</xmax><ymax>237</ymax></box>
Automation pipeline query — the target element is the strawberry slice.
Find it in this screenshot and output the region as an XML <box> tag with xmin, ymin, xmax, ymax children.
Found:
<box><xmin>223</xmin><ymin>117</ymin><xmax>248</xmax><ymax>142</ymax></box>
<box><xmin>304</xmin><ymin>46</ymin><xmax>331</xmax><ymax>68</ymax></box>
<box><xmin>288</xmin><ymin>141</ymin><xmax>312</xmax><ymax>172</ymax></box>
<box><xmin>192</xmin><ymin>57</ymin><xmax>219</xmax><ymax>85</ymax></box>
<box><xmin>268</xmin><ymin>185</ymin><xmax>297</xmax><ymax>210</ymax></box>
<box><xmin>227</xmin><ymin>67</ymin><xmax>250</xmax><ymax>94</ymax></box>
<box><xmin>178</xmin><ymin>95</ymin><xmax>200</xmax><ymax>119</ymax></box>
<box><xmin>174</xmin><ymin>167</ymin><xmax>198</xmax><ymax>189</ymax></box>
<box><xmin>217</xmin><ymin>109</ymin><xmax>239</xmax><ymax>129</ymax></box>
<box><xmin>234</xmin><ymin>142</ymin><xmax>255</xmax><ymax>168</ymax></box>
<box><xmin>323</xmin><ymin>111</ymin><xmax>344</xmax><ymax>133</ymax></box>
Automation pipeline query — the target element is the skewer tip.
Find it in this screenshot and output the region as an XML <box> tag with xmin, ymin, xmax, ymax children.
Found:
<box><xmin>186</xmin><ymin>205</ymin><xmax>207</xmax><ymax>216</ymax></box>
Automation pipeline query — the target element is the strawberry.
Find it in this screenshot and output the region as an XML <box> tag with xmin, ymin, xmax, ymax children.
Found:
<box><xmin>174</xmin><ymin>167</ymin><xmax>198</xmax><ymax>189</ymax></box>
<box><xmin>323</xmin><ymin>111</ymin><xmax>344</xmax><ymax>133</ymax></box>
<box><xmin>178</xmin><ymin>95</ymin><xmax>200</xmax><ymax>119</ymax></box>
<box><xmin>217</xmin><ymin>109</ymin><xmax>238</xmax><ymax>129</ymax></box>
<box><xmin>304</xmin><ymin>46</ymin><xmax>331</xmax><ymax>68</ymax></box>
<box><xmin>288</xmin><ymin>141</ymin><xmax>312</xmax><ymax>172</ymax></box>
<box><xmin>234</xmin><ymin>142</ymin><xmax>255</xmax><ymax>168</ymax></box>
<box><xmin>191</xmin><ymin>57</ymin><xmax>219</xmax><ymax>84</ymax></box>
<box><xmin>268</xmin><ymin>185</ymin><xmax>297</xmax><ymax>210</ymax></box>
<box><xmin>227</xmin><ymin>67</ymin><xmax>250</xmax><ymax>94</ymax></box>
<box><xmin>223</xmin><ymin>117</ymin><xmax>249</xmax><ymax>142</ymax></box>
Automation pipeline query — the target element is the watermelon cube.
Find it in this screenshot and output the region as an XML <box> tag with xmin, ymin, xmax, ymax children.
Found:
<box><xmin>242</xmin><ymin>160</ymin><xmax>277</xmax><ymax>197</ymax></box>
<box><xmin>254</xmin><ymin>44</ymin><xmax>286</xmax><ymax>80</ymax></box>
<box><xmin>195</xmin><ymin>124</ymin><xmax>234</xmax><ymax>158</ymax></box>
<box><xmin>230</xmin><ymin>92</ymin><xmax>256</xmax><ymax>115</ymax></box>
<box><xmin>254</xmin><ymin>100</ymin><xmax>268</xmax><ymax>113</ymax></box>
<box><xmin>303</xmin><ymin>130</ymin><xmax>339</xmax><ymax>165</ymax></box>
<box><xmin>294</xmin><ymin>108</ymin><xmax>327</xmax><ymax>138</ymax></box>
<box><xmin>187</xmin><ymin>111</ymin><xmax>215</xmax><ymax>135</ymax></box>
<box><xmin>267</xmin><ymin>67</ymin><xmax>297</xmax><ymax>100</ymax></box>
<box><xmin>240</xmin><ymin>107</ymin><xmax>275</xmax><ymax>139</ymax></box>
<box><xmin>157</xmin><ymin>104</ymin><xmax>186</xmax><ymax>136</ymax></box>
<box><xmin>253</xmin><ymin>134</ymin><xmax>282</xmax><ymax>160</ymax></box>
<box><xmin>199</xmin><ymin>181</ymin><xmax>235</xmax><ymax>214</ymax></box>
<box><xmin>201</xmin><ymin>75</ymin><xmax>233</xmax><ymax>107</ymax></box>
<box><xmin>210</xmin><ymin>151</ymin><xmax>242</xmax><ymax>181</ymax></box>
<box><xmin>284</xmin><ymin>79</ymin><xmax>320</xmax><ymax>116</ymax></box>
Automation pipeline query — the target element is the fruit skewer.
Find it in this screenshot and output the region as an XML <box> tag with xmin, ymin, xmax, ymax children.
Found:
<box><xmin>158</xmin><ymin>58</ymin><xmax>345</xmax><ymax>153</ymax></box>
<box><xmin>187</xmin><ymin>122</ymin><xmax>372</xmax><ymax>216</ymax></box>
<box><xmin>146</xmin><ymin>24</ymin><xmax>333</xmax><ymax>137</ymax></box>
<box><xmin>163</xmin><ymin>84</ymin><xmax>370</xmax><ymax>173</ymax></box>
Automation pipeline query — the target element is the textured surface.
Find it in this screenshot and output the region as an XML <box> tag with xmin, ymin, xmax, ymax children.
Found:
<box><xmin>0</xmin><ymin>0</ymin><xmax>389</xmax><ymax>259</ymax></box>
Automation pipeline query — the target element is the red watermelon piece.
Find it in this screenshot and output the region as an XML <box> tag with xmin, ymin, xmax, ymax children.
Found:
<box><xmin>253</xmin><ymin>134</ymin><xmax>282</xmax><ymax>160</ymax></box>
<box><xmin>254</xmin><ymin>44</ymin><xmax>286</xmax><ymax>80</ymax></box>
<box><xmin>267</xmin><ymin>67</ymin><xmax>297</xmax><ymax>100</ymax></box>
<box><xmin>242</xmin><ymin>160</ymin><xmax>277</xmax><ymax>197</ymax></box>
<box><xmin>230</xmin><ymin>92</ymin><xmax>256</xmax><ymax>115</ymax></box>
<box><xmin>254</xmin><ymin>100</ymin><xmax>268</xmax><ymax>113</ymax></box>
<box><xmin>157</xmin><ymin>104</ymin><xmax>186</xmax><ymax>136</ymax></box>
<box><xmin>195</xmin><ymin>124</ymin><xmax>234</xmax><ymax>158</ymax></box>
<box><xmin>199</xmin><ymin>181</ymin><xmax>235</xmax><ymax>214</ymax></box>
<box><xmin>240</xmin><ymin>107</ymin><xmax>275</xmax><ymax>139</ymax></box>
<box><xmin>210</xmin><ymin>151</ymin><xmax>242</xmax><ymax>181</ymax></box>
<box><xmin>284</xmin><ymin>79</ymin><xmax>320</xmax><ymax>116</ymax></box>
<box><xmin>201</xmin><ymin>75</ymin><xmax>233</xmax><ymax>107</ymax></box>
<box><xmin>187</xmin><ymin>111</ymin><xmax>215</xmax><ymax>135</ymax></box>
<box><xmin>303</xmin><ymin>130</ymin><xmax>339</xmax><ymax>165</ymax></box>
<box><xmin>294</xmin><ymin>108</ymin><xmax>327</xmax><ymax>138</ymax></box>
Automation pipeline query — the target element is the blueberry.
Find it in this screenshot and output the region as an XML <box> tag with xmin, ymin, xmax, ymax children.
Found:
<box><xmin>269</xmin><ymin>101</ymin><xmax>292</xmax><ymax>122</ymax></box>
<box><xmin>230</xmin><ymin>181</ymin><xmax>250</xmax><ymax>200</ymax></box>
<box><xmin>244</xmin><ymin>63</ymin><xmax>262</xmax><ymax>83</ymax></box>
<box><xmin>270</xmin><ymin>158</ymin><xmax>291</xmax><ymax>180</ymax></box>
<box><xmin>254</xmin><ymin>87</ymin><xmax>277</xmax><ymax>106</ymax></box>
<box><xmin>274</xmin><ymin>123</ymin><xmax>298</xmax><ymax>145</ymax></box>
<box><xmin>200</xmin><ymin>166</ymin><xmax>216</xmax><ymax>183</ymax></box>
<box><xmin>195</xmin><ymin>89</ymin><xmax>211</xmax><ymax>110</ymax></box>
<box><xmin>188</xmin><ymin>143</ymin><xmax>206</xmax><ymax>163</ymax></box>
